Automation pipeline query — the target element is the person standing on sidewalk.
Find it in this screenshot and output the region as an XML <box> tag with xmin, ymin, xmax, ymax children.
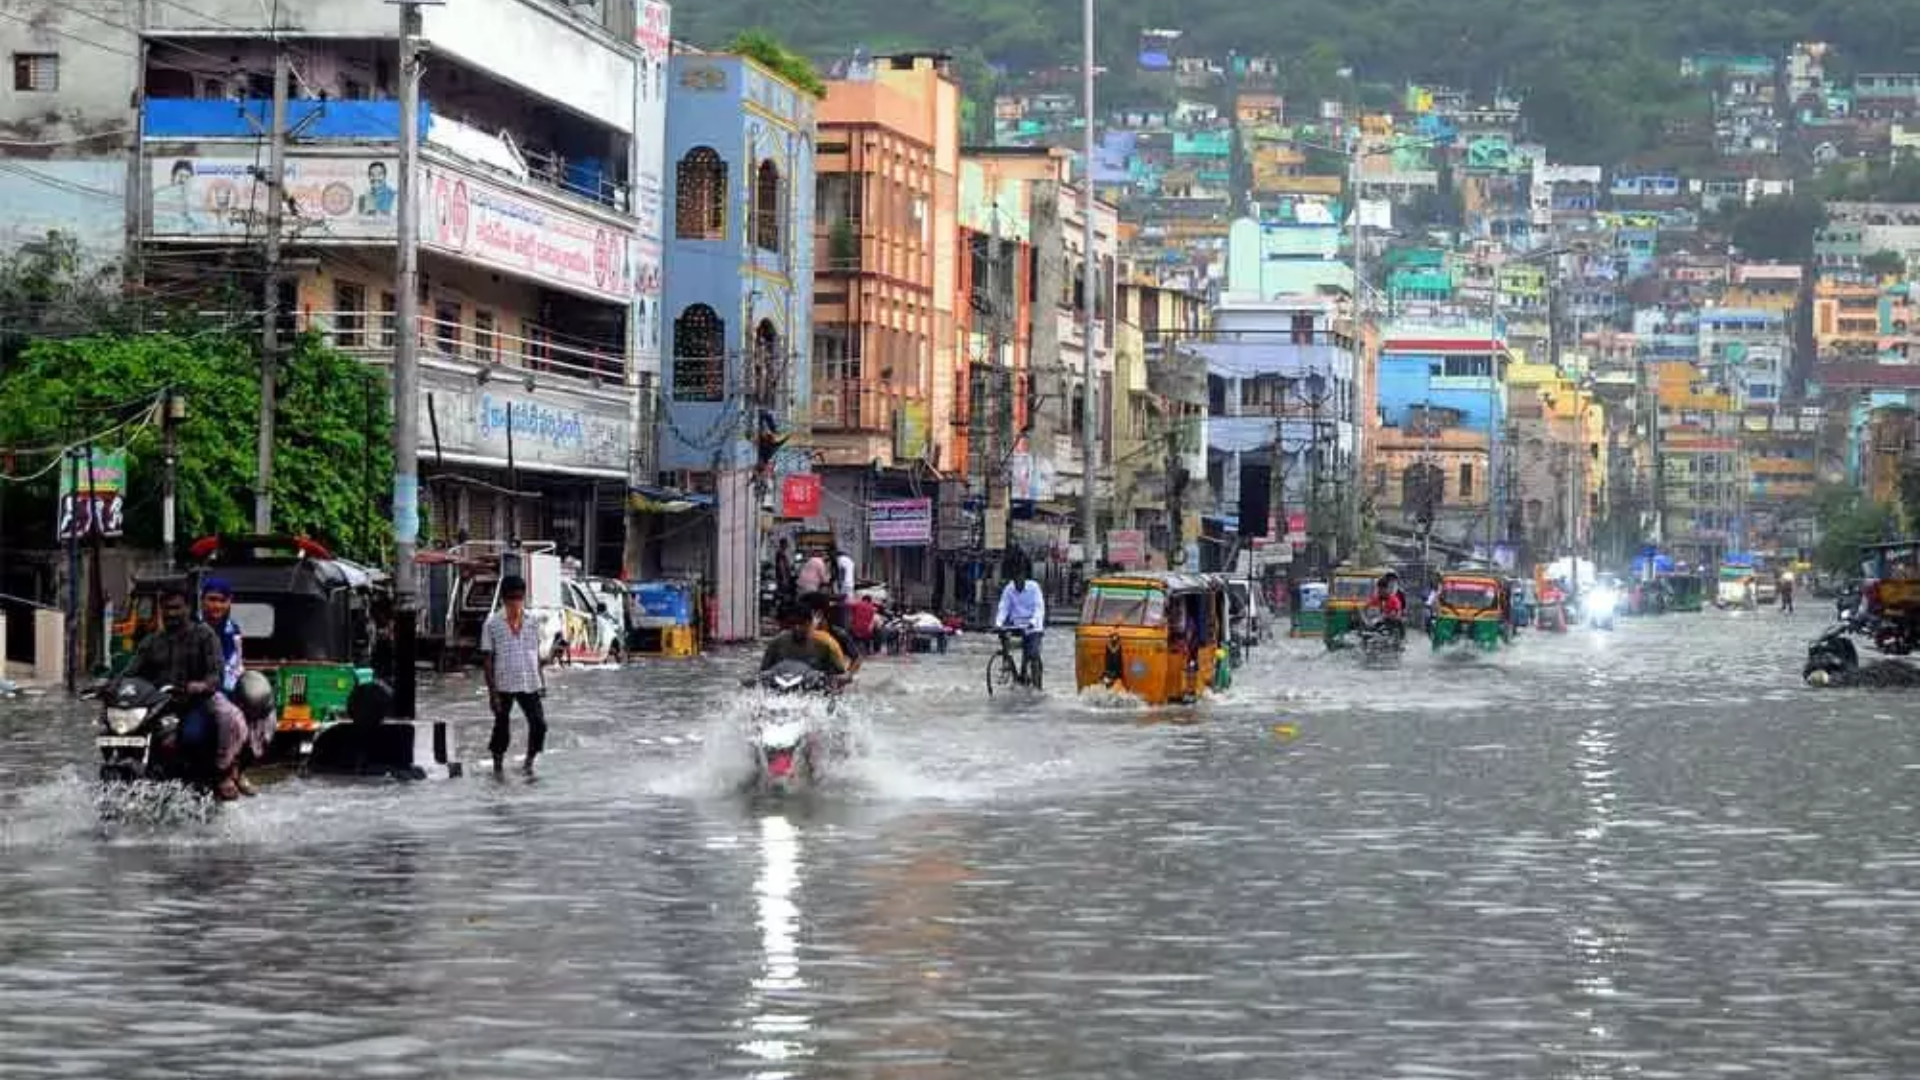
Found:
<box><xmin>481</xmin><ymin>574</ymin><xmax>548</xmax><ymax>777</ymax></box>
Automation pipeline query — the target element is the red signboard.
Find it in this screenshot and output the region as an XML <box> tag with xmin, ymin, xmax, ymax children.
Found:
<box><xmin>780</xmin><ymin>473</ymin><xmax>822</xmax><ymax>519</ymax></box>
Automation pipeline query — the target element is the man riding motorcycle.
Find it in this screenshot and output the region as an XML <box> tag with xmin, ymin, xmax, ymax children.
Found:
<box><xmin>760</xmin><ymin>600</ymin><xmax>851</xmax><ymax>676</ymax></box>
<box><xmin>127</xmin><ymin>584</ymin><xmax>250</xmax><ymax>800</ymax></box>
<box><xmin>1367</xmin><ymin>573</ymin><xmax>1407</xmax><ymax>644</ymax></box>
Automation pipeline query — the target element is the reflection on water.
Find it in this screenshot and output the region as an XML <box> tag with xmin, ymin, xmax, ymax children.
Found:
<box><xmin>1</xmin><ymin>614</ymin><xmax>1918</xmax><ymax>1077</ymax></box>
<box><xmin>740</xmin><ymin>812</ymin><xmax>809</xmax><ymax>1073</ymax></box>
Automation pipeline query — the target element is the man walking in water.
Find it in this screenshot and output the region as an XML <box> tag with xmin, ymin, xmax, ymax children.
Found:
<box><xmin>481</xmin><ymin>574</ymin><xmax>548</xmax><ymax>777</ymax></box>
<box><xmin>1780</xmin><ymin>571</ymin><xmax>1795</xmax><ymax>616</ymax></box>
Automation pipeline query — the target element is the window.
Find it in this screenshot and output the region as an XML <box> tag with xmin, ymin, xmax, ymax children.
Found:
<box><xmin>474</xmin><ymin>310</ymin><xmax>497</xmax><ymax>362</ymax></box>
<box><xmin>13</xmin><ymin>53</ymin><xmax>57</xmax><ymax>92</ymax></box>
<box><xmin>333</xmin><ymin>281</ymin><xmax>366</xmax><ymax>349</ymax></box>
<box><xmin>675</xmin><ymin>147</ymin><xmax>727</xmax><ymax>240</ymax></box>
<box><xmin>753</xmin><ymin>160</ymin><xmax>782</xmax><ymax>253</ymax></box>
<box><xmin>1459</xmin><ymin>463</ymin><xmax>1474</xmax><ymax>500</ymax></box>
<box><xmin>378</xmin><ymin>291</ymin><xmax>397</xmax><ymax>347</ymax></box>
<box><xmin>751</xmin><ymin>319</ymin><xmax>780</xmax><ymax>405</ymax></box>
<box><xmin>672</xmin><ymin>304</ymin><xmax>725</xmax><ymax>402</ymax></box>
<box><xmin>433</xmin><ymin>301</ymin><xmax>461</xmax><ymax>357</ymax></box>
<box><xmin>1403</xmin><ymin>463</ymin><xmax>1444</xmax><ymax>513</ymax></box>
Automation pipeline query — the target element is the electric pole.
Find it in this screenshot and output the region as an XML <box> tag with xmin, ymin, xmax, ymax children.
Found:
<box><xmin>1078</xmin><ymin>3</ymin><xmax>1099</xmax><ymax>579</ymax></box>
<box><xmin>254</xmin><ymin>45</ymin><xmax>290</xmax><ymax>533</ymax></box>
<box><xmin>389</xmin><ymin>0</ymin><xmax>438</xmax><ymax>719</ymax></box>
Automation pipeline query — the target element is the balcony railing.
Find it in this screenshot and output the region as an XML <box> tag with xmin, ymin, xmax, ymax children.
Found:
<box><xmin>300</xmin><ymin>309</ymin><xmax>627</xmax><ymax>387</ymax></box>
<box><xmin>812</xmin><ymin>378</ymin><xmax>908</xmax><ymax>435</ymax></box>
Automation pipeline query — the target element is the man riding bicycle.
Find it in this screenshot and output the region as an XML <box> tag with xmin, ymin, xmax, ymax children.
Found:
<box><xmin>994</xmin><ymin>560</ymin><xmax>1046</xmax><ymax>686</ymax></box>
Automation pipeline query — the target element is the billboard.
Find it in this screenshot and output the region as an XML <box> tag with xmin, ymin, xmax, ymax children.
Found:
<box><xmin>147</xmin><ymin>155</ymin><xmax>398</xmax><ymax>240</ymax></box>
<box><xmin>421</xmin><ymin>164</ymin><xmax>638</xmax><ymax>302</ymax></box>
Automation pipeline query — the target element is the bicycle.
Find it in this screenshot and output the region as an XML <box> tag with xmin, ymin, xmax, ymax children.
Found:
<box><xmin>986</xmin><ymin>628</ymin><xmax>1043</xmax><ymax>696</ymax></box>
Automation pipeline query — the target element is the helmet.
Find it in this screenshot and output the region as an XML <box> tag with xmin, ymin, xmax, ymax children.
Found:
<box><xmin>233</xmin><ymin>670</ymin><xmax>276</xmax><ymax>721</ymax></box>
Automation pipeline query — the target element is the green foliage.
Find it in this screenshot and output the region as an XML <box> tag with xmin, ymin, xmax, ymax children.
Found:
<box><xmin>1708</xmin><ymin>192</ymin><xmax>1828</xmax><ymax>264</ymax></box>
<box><xmin>0</xmin><ymin>232</ymin><xmax>139</xmax><ymax>369</ymax></box>
<box><xmin>1813</xmin><ymin>483</ymin><xmax>1897</xmax><ymax>577</ymax></box>
<box><xmin>0</xmin><ymin>331</ymin><xmax>392</xmax><ymax>562</ymax></box>
<box><xmin>680</xmin><ymin>0</ymin><xmax>1920</xmax><ymax>160</ymax></box>
<box><xmin>1862</xmin><ymin>249</ymin><xmax>1907</xmax><ymax>278</ymax></box>
<box><xmin>729</xmin><ymin>30</ymin><xmax>828</xmax><ymax>98</ymax></box>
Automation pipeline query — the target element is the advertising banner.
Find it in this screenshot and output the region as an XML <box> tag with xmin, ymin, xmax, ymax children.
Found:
<box><xmin>56</xmin><ymin>448</ymin><xmax>127</xmax><ymax>541</ymax></box>
<box><xmin>147</xmin><ymin>155</ymin><xmax>399</xmax><ymax>240</ymax></box>
<box><xmin>780</xmin><ymin>473</ymin><xmax>822</xmax><ymax>518</ymax></box>
<box><xmin>869</xmin><ymin>498</ymin><xmax>933</xmax><ymax>547</ymax></box>
<box><xmin>420</xmin><ymin>367</ymin><xmax>628</xmax><ymax>475</ymax></box>
<box><xmin>421</xmin><ymin>164</ymin><xmax>638</xmax><ymax>302</ymax></box>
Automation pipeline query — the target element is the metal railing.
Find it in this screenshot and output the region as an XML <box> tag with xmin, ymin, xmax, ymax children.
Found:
<box><xmin>300</xmin><ymin>310</ymin><xmax>628</xmax><ymax>386</ymax></box>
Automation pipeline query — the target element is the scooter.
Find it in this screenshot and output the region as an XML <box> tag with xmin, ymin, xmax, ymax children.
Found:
<box><xmin>1805</xmin><ymin>610</ymin><xmax>1863</xmax><ymax>685</ymax></box>
<box><xmin>742</xmin><ymin>661</ymin><xmax>843</xmax><ymax>795</ymax></box>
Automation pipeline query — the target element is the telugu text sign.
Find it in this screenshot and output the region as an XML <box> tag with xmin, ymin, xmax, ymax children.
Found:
<box><xmin>147</xmin><ymin>155</ymin><xmax>398</xmax><ymax>240</ymax></box>
<box><xmin>869</xmin><ymin>498</ymin><xmax>933</xmax><ymax>547</ymax></box>
<box><xmin>421</xmin><ymin>164</ymin><xmax>638</xmax><ymax>302</ymax></box>
<box><xmin>420</xmin><ymin>369</ymin><xmax>629</xmax><ymax>475</ymax></box>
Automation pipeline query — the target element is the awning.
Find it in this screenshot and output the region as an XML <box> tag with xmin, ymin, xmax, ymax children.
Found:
<box><xmin>628</xmin><ymin>484</ymin><xmax>715</xmax><ymax>514</ymax></box>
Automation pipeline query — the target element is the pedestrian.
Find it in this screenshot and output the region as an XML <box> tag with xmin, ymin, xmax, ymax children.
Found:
<box><xmin>831</xmin><ymin>543</ymin><xmax>857</xmax><ymax>632</ymax></box>
<box><xmin>797</xmin><ymin>546</ymin><xmax>830</xmax><ymax>597</ymax></box>
<box><xmin>1780</xmin><ymin>572</ymin><xmax>1795</xmax><ymax>615</ymax></box>
<box><xmin>481</xmin><ymin>574</ymin><xmax>548</xmax><ymax>777</ymax></box>
<box><xmin>774</xmin><ymin>537</ymin><xmax>796</xmax><ymax>604</ymax></box>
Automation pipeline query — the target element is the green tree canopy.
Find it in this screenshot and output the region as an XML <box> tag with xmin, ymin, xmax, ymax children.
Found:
<box><xmin>0</xmin><ymin>332</ymin><xmax>393</xmax><ymax>562</ymax></box>
<box><xmin>1813</xmin><ymin>483</ymin><xmax>1896</xmax><ymax>577</ymax></box>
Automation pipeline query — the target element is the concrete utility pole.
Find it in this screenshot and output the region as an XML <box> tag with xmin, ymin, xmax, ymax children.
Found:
<box><xmin>253</xmin><ymin>45</ymin><xmax>290</xmax><ymax>533</ymax></box>
<box><xmin>1079</xmin><ymin>0</ymin><xmax>1099</xmax><ymax>575</ymax></box>
<box><xmin>389</xmin><ymin>0</ymin><xmax>438</xmax><ymax>719</ymax></box>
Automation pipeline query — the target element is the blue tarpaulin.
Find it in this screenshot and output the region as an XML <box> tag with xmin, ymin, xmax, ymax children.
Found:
<box><xmin>144</xmin><ymin>99</ymin><xmax>429</xmax><ymax>140</ymax></box>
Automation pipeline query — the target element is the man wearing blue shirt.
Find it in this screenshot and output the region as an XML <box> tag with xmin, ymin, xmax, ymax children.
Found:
<box><xmin>994</xmin><ymin>562</ymin><xmax>1046</xmax><ymax>687</ymax></box>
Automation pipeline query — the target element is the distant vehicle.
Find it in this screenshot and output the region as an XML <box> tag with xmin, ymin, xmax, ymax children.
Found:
<box><xmin>1753</xmin><ymin>573</ymin><xmax>1779</xmax><ymax>606</ymax></box>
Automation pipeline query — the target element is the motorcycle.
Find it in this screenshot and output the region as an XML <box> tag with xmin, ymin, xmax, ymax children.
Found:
<box><xmin>1356</xmin><ymin>605</ymin><xmax>1405</xmax><ymax>661</ymax></box>
<box><xmin>94</xmin><ymin>678</ymin><xmax>216</xmax><ymax>791</ymax></box>
<box><xmin>1805</xmin><ymin>613</ymin><xmax>1863</xmax><ymax>685</ymax></box>
<box><xmin>742</xmin><ymin>661</ymin><xmax>842</xmax><ymax>795</ymax></box>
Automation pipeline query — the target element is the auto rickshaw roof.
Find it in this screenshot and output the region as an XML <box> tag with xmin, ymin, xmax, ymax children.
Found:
<box><xmin>1332</xmin><ymin>566</ymin><xmax>1392</xmax><ymax>580</ymax></box>
<box><xmin>1088</xmin><ymin>571</ymin><xmax>1214</xmax><ymax>594</ymax></box>
<box><xmin>1441</xmin><ymin>571</ymin><xmax>1504</xmax><ymax>586</ymax></box>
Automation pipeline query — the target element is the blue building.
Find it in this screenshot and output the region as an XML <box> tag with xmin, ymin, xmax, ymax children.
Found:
<box><xmin>658</xmin><ymin>52</ymin><xmax>815</xmax><ymax>639</ymax></box>
<box><xmin>1375</xmin><ymin>319</ymin><xmax>1509</xmax><ymax>549</ymax></box>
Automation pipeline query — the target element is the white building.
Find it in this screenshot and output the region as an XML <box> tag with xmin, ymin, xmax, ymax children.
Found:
<box><xmin>1</xmin><ymin>0</ymin><xmax>671</xmax><ymax>574</ymax></box>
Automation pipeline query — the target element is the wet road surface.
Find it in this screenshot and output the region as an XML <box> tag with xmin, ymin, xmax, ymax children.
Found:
<box><xmin>3</xmin><ymin>607</ymin><xmax>1918</xmax><ymax>1078</ymax></box>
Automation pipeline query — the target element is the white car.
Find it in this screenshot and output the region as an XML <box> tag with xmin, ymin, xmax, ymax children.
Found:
<box><xmin>555</xmin><ymin>578</ymin><xmax>625</xmax><ymax>664</ymax></box>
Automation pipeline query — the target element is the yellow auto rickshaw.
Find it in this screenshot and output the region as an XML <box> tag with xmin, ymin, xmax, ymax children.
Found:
<box><xmin>1323</xmin><ymin>565</ymin><xmax>1391</xmax><ymax>649</ymax></box>
<box><xmin>1075</xmin><ymin>572</ymin><xmax>1226</xmax><ymax>704</ymax></box>
<box><xmin>1429</xmin><ymin>571</ymin><xmax>1512</xmax><ymax>651</ymax></box>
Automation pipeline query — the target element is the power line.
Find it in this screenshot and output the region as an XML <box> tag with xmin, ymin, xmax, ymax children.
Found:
<box><xmin>0</xmin><ymin>8</ymin><xmax>138</xmax><ymax>58</ymax></box>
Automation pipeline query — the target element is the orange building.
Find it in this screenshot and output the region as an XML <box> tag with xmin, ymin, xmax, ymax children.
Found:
<box><xmin>812</xmin><ymin>54</ymin><xmax>961</xmax><ymax>473</ymax></box>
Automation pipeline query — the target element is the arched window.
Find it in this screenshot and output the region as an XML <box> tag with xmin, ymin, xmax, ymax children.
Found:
<box><xmin>671</xmin><ymin>304</ymin><xmax>725</xmax><ymax>402</ymax></box>
<box><xmin>751</xmin><ymin>319</ymin><xmax>780</xmax><ymax>405</ymax></box>
<box><xmin>753</xmin><ymin>160</ymin><xmax>782</xmax><ymax>253</ymax></box>
<box><xmin>1403</xmin><ymin>462</ymin><xmax>1444</xmax><ymax>515</ymax></box>
<box><xmin>675</xmin><ymin>147</ymin><xmax>726</xmax><ymax>240</ymax></box>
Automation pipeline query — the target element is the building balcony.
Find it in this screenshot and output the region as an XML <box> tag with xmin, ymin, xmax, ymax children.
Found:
<box><xmin>294</xmin><ymin>311</ymin><xmax>636</xmax><ymax>479</ymax></box>
<box><xmin>812</xmin><ymin>378</ymin><xmax>915</xmax><ymax>436</ymax></box>
<box><xmin>301</xmin><ymin>309</ymin><xmax>630</xmax><ymax>391</ymax></box>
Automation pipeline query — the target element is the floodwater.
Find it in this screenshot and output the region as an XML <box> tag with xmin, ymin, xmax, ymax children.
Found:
<box><xmin>3</xmin><ymin>606</ymin><xmax>1918</xmax><ymax>1078</ymax></box>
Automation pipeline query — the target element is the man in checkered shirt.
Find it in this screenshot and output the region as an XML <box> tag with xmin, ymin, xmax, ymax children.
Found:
<box><xmin>481</xmin><ymin>574</ymin><xmax>548</xmax><ymax>776</ymax></box>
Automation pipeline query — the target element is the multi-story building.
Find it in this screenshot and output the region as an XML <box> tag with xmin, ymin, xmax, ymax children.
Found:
<box><xmin>659</xmin><ymin>49</ymin><xmax>815</xmax><ymax>639</ymax></box>
<box><xmin>1</xmin><ymin>0</ymin><xmax>671</xmax><ymax>574</ymax></box>
<box><xmin>1112</xmin><ymin>274</ymin><xmax>1209</xmax><ymax>567</ymax></box>
<box><xmin>1649</xmin><ymin>359</ymin><xmax>1742</xmax><ymax>566</ymax></box>
<box><xmin>1200</xmin><ymin>218</ymin><xmax>1361</xmax><ymax>569</ymax></box>
<box><xmin>1506</xmin><ymin>362</ymin><xmax>1605</xmax><ymax>565</ymax></box>
<box><xmin>807</xmin><ymin>53</ymin><xmax>960</xmax><ymax>604</ymax></box>
<box><xmin>1373</xmin><ymin>317</ymin><xmax>1507</xmax><ymax>552</ymax></box>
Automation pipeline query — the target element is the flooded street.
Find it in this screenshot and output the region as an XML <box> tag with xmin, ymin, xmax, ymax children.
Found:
<box><xmin>4</xmin><ymin>610</ymin><xmax>1919</xmax><ymax>1078</ymax></box>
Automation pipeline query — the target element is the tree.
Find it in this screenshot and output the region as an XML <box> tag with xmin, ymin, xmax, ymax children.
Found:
<box><xmin>0</xmin><ymin>331</ymin><xmax>393</xmax><ymax>562</ymax></box>
<box><xmin>1862</xmin><ymin>249</ymin><xmax>1907</xmax><ymax>279</ymax></box>
<box><xmin>1812</xmin><ymin>483</ymin><xmax>1896</xmax><ymax>577</ymax></box>
<box><xmin>1711</xmin><ymin>193</ymin><xmax>1829</xmax><ymax>264</ymax></box>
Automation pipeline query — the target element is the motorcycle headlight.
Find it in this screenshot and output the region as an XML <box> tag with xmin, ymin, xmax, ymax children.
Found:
<box><xmin>104</xmin><ymin>707</ymin><xmax>147</xmax><ymax>735</ymax></box>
